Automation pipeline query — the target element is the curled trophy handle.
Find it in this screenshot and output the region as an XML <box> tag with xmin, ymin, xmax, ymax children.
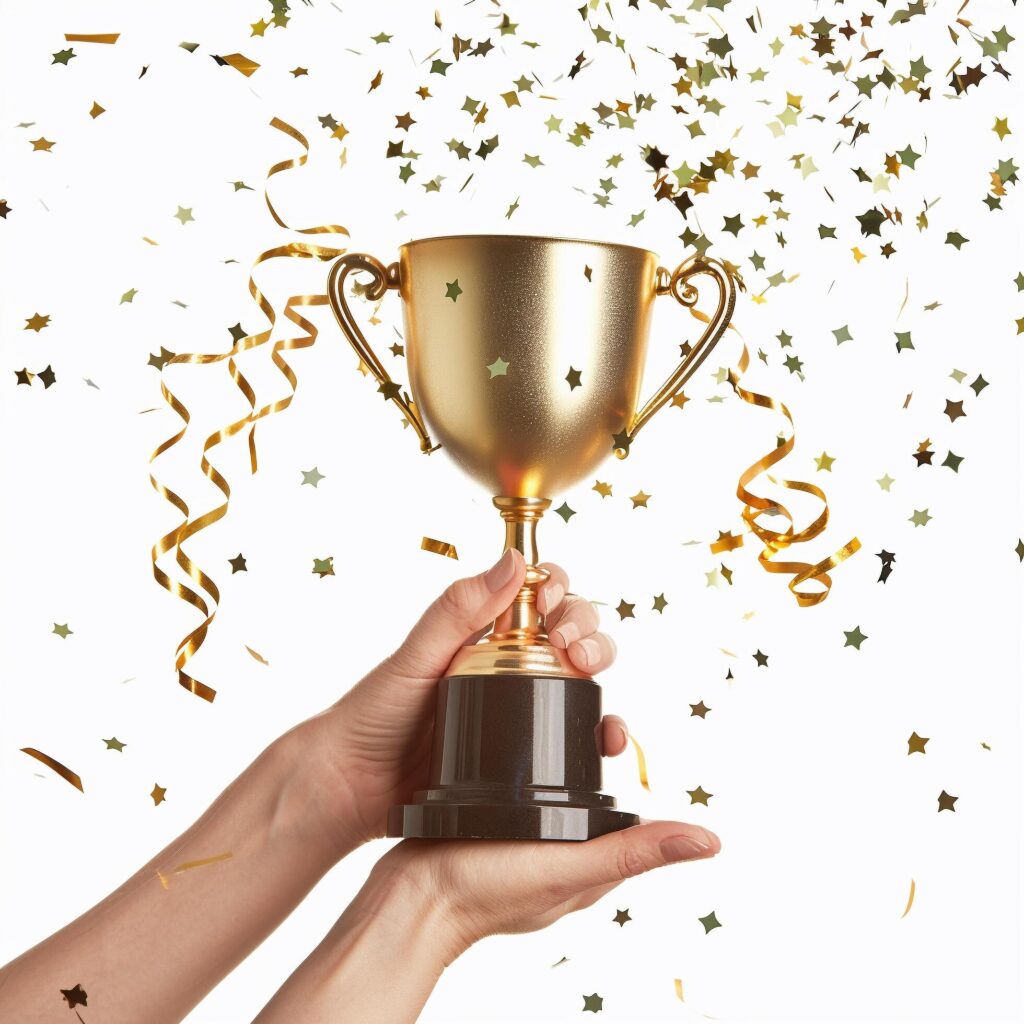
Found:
<box><xmin>327</xmin><ymin>253</ymin><xmax>439</xmax><ymax>454</ymax></box>
<box><xmin>613</xmin><ymin>254</ymin><xmax>745</xmax><ymax>458</ymax></box>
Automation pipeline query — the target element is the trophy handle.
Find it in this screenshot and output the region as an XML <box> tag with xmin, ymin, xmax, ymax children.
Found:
<box><xmin>327</xmin><ymin>253</ymin><xmax>439</xmax><ymax>454</ymax></box>
<box><xmin>614</xmin><ymin>254</ymin><xmax>744</xmax><ymax>458</ymax></box>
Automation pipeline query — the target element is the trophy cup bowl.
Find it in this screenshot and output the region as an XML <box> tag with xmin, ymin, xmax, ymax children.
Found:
<box><xmin>328</xmin><ymin>234</ymin><xmax>740</xmax><ymax>840</ymax></box>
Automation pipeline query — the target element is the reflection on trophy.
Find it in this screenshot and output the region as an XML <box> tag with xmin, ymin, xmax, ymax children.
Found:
<box><xmin>328</xmin><ymin>234</ymin><xmax>740</xmax><ymax>841</ymax></box>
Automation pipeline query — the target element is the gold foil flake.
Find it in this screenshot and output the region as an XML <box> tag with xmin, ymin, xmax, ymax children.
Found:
<box><xmin>421</xmin><ymin>537</ymin><xmax>459</xmax><ymax>559</ymax></box>
<box><xmin>629</xmin><ymin>735</ymin><xmax>650</xmax><ymax>791</ymax></box>
<box><xmin>245</xmin><ymin>646</ymin><xmax>269</xmax><ymax>665</ymax></box>
<box><xmin>901</xmin><ymin>879</ymin><xmax>916</xmax><ymax>918</ymax></box>
<box><xmin>21</xmin><ymin>747</ymin><xmax>83</xmax><ymax>791</ymax></box>
<box><xmin>64</xmin><ymin>32</ymin><xmax>120</xmax><ymax>43</ymax></box>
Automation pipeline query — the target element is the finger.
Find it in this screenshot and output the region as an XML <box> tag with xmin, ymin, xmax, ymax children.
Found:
<box><xmin>546</xmin><ymin>595</ymin><xmax>600</xmax><ymax>649</ymax></box>
<box><xmin>548</xmin><ymin>821</ymin><xmax>721</xmax><ymax>894</ymax></box>
<box><xmin>389</xmin><ymin>549</ymin><xmax>526</xmax><ymax>679</ymax></box>
<box><xmin>567</xmin><ymin>631</ymin><xmax>617</xmax><ymax>674</ymax></box>
<box><xmin>536</xmin><ymin>562</ymin><xmax>569</xmax><ymax>616</ymax></box>
<box><xmin>600</xmin><ymin>715</ymin><xmax>629</xmax><ymax>757</ymax></box>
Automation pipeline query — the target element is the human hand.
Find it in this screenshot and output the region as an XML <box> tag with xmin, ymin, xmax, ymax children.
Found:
<box><xmin>295</xmin><ymin>549</ymin><xmax>630</xmax><ymax>854</ymax></box>
<box><xmin>255</xmin><ymin>815</ymin><xmax>720</xmax><ymax>1024</ymax></box>
<box><xmin>376</xmin><ymin>818</ymin><xmax>721</xmax><ymax>960</ymax></box>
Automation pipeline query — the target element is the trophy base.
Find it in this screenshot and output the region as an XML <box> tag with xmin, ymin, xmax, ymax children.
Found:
<box><xmin>387</xmin><ymin>800</ymin><xmax>639</xmax><ymax>841</ymax></box>
<box><xmin>385</xmin><ymin>673</ymin><xmax>639</xmax><ymax>842</ymax></box>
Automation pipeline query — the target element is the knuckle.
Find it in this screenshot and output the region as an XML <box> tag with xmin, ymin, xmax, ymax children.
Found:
<box><xmin>615</xmin><ymin>842</ymin><xmax>652</xmax><ymax>881</ymax></box>
<box><xmin>438</xmin><ymin>577</ymin><xmax>478</xmax><ymax>628</ymax></box>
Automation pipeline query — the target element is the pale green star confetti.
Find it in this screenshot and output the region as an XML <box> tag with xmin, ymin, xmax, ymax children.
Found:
<box><xmin>174</xmin><ymin>206</ymin><xmax>194</xmax><ymax>225</ymax></box>
<box><xmin>909</xmin><ymin>509</ymin><xmax>932</xmax><ymax>527</ymax></box>
<box><xmin>950</xmin><ymin>368</ymin><xmax>967</xmax><ymax>383</ymax></box>
<box><xmin>843</xmin><ymin>625</ymin><xmax>868</xmax><ymax>650</ymax></box>
<box><xmin>486</xmin><ymin>356</ymin><xmax>510</xmax><ymax>378</ymax></box>
<box><xmin>832</xmin><ymin>325</ymin><xmax>852</xmax><ymax>344</ymax></box>
<box><xmin>52</xmin><ymin>623</ymin><xmax>73</xmax><ymax>638</ymax></box>
<box><xmin>705</xmin><ymin>568</ymin><xmax>721</xmax><ymax>588</ymax></box>
<box><xmin>120</xmin><ymin>288</ymin><xmax>138</xmax><ymax>304</ymax></box>
<box><xmin>877</xmin><ymin>473</ymin><xmax>895</xmax><ymax>491</ymax></box>
<box><xmin>301</xmin><ymin>466</ymin><xmax>325</xmax><ymax>487</ymax></box>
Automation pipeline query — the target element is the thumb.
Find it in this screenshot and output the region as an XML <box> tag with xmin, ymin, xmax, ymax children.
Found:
<box><xmin>389</xmin><ymin>548</ymin><xmax>527</xmax><ymax>679</ymax></box>
<box><xmin>545</xmin><ymin>821</ymin><xmax>721</xmax><ymax>892</ymax></box>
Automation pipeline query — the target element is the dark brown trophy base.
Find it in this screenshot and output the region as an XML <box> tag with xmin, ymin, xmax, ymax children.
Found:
<box><xmin>386</xmin><ymin>673</ymin><xmax>639</xmax><ymax>841</ymax></box>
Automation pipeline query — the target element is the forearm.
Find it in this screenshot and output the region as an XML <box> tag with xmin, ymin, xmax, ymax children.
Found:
<box><xmin>255</xmin><ymin>861</ymin><xmax>465</xmax><ymax>1024</ymax></box>
<box><xmin>0</xmin><ymin>728</ymin><xmax>348</xmax><ymax>1023</ymax></box>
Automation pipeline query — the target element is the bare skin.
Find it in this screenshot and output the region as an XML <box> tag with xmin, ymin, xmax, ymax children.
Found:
<box><xmin>0</xmin><ymin>550</ymin><xmax>720</xmax><ymax>1023</ymax></box>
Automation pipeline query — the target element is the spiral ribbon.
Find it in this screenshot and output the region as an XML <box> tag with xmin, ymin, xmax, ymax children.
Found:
<box><xmin>150</xmin><ymin>118</ymin><xmax>348</xmax><ymax>701</ymax></box>
<box><xmin>689</xmin><ymin>306</ymin><xmax>861</xmax><ymax>606</ymax></box>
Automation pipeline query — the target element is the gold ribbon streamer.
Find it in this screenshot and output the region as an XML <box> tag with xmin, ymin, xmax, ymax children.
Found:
<box><xmin>628</xmin><ymin>734</ymin><xmax>651</xmax><ymax>791</ymax></box>
<box><xmin>149</xmin><ymin>118</ymin><xmax>348</xmax><ymax>701</ymax></box>
<box><xmin>21</xmin><ymin>747</ymin><xmax>84</xmax><ymax>792</ymax></box>
<box><xmin>689</xmin><ymin>307</ymin><xmax>861</xmax><ymax>606</ymax></box>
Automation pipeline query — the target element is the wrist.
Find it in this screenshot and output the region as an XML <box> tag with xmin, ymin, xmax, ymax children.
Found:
<box><xmin>269</xmin><ymin>720</ymin><xmax>364</xmax><ymax>865</ymax></box>
<box><xmin>364</xmin><ymin>851</ymin><xmax>474</xmax><ymax>968</ymax></box>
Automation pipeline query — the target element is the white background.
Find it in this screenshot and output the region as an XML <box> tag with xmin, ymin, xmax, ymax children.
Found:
<box><xmin>2</xmin><ymin>1</ymin><xmax>1023</xmax><ymax>1022</ymax></box>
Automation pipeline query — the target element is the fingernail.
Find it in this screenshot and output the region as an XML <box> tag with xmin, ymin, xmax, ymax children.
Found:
<box><xmin>615</xmin><ymin>724</ymin><xmax>628</xmax><ymax>749</ymax></box>
<box><xmin>659</xmin><ymin>833</ymin><xmax>715</xmax><ymax>863</ymax></box>
<box><xmin>485</xmin><ymin>549</ymin><xmax>518</xmax><ymax>592</ymax></box>
<box><xmin>542</xmin><ymin>582</ymin><xmax>565</xmax><ymax>615</ymax></box>
<box><xmin>577</xmin><ymin>637</ymin><xmax>600</xmax><ymax>666</ymax></box>
<box><xmin>552</xmin><ymin>619</ymin><xmax>579</xmax><ymax>648</ymax></box>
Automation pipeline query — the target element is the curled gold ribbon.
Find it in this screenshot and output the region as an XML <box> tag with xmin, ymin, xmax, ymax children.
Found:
<box><xmin>150</xmin><ymin>118</ymin><xmax>348</xmax><ymax>701</ymax></box>
<box><xmin>689</xmin><ymin>307</ymin><xmax>860</xmax><ymax>606</ymax></box>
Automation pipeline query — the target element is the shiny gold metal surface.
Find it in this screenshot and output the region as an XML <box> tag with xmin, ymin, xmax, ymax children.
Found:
<box><xmin>327</xmin><ymin>234</ymin><xmax>740</xmax><ymax>677</ymax></box>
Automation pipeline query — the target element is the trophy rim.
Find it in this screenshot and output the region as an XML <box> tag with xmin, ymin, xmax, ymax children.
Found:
<box><xmin>400</xmin><ymin>232</ymin><xmax>658</xmax><ymax>260</ymax></box>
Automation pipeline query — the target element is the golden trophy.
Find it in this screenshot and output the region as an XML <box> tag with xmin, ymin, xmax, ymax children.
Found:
<box><xmin>328</xmin><ymin>234</ymin><xmax>740</xmax><ymax>841</ymax></box>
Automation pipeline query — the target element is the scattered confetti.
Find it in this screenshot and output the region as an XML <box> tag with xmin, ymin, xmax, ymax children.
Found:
<box><xmin>421</xmin><ymin>537</ymin><xmax>458</xmax><ymax>559</ymax></box>
<box><xmin>900</xmin><ymin>879</ymin><xmax>916</xmax><ymax>919</ymax></box>
<box><xmin>628</xmin><ymin>734</ymin><xmax>650</xmax><ymax>791</ymax></box>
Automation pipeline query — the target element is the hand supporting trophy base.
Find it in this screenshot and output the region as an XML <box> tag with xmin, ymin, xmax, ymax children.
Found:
<box><xmin>328</xmin><ymin>234</ymin><xmax>741</xmax><ymax>841</ymax></box>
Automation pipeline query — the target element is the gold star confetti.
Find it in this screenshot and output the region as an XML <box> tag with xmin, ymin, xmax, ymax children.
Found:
<box><xmin>908</xmin><ymin>731</ymin><xmax>929</xmax><ymax>754</ymax></box>
<box><xmin>151</xmin><ymin>784</ymin><xmax>167</xmax><ymax>806</ymax></box>
<box><xmin>630</xmin><ymin>490</ymin><xmax>650</xmax><ymax>508</ymax></box>
<box><xmin>24</xmin><ymin>313</ymin><xmax>50</xmax><ymax>332</ymax></box>
<box><xmin>312</xmin><ymin>556</ymin><xmax>335</xmax><ymax>577</ymax></box>
<box><xmin>593</xmin><ymin>480</ymin><xmax>612</xmax><ymax>498</ymax></box>
<box><xmin>103</xmin><ymin>737</ymin><xmax>126</xmax><ymax>752</ymax></box>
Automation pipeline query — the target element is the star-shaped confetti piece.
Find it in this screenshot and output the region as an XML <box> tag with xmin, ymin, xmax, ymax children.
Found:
<box><xmin>613</xmin><ymin>908</ymin><xmax>631</xmax><ymax>927</ymax></box>
<box><xmin>699</xmin><ymin>911</ymin><xmax>722</xmax><ymax>934</ymax></box>
<box><xmin>60</xmin><ymin>985</ymin><xmax>87</xmax><ymax>1009</ymax></box>
<box><xmin>687</xmin><ymin>785</ymin><xmax>713</xmax><ymax>806</ymax></box>
<box><xmin>445</xmin><ymin>279</ymin><xmax>463</xmax><ymax>302</ymax></box>
<box><xmin>843</xmin><ymin>625</ymin><xmax>868</xmax><ymax>650</ymax></box>
<box><xmin>555</xmin><ymin>502</ymin><xmax>575</xmax><ymax>523</ymax></box>
<box><xmin>103</xmin><ymin>737</ymin><xmax>126</xmax><ymax>752</ymax></box>
<box><xmin>313</xmin><ymin>557</ymin><xmax>335</xmax><ymax>578</ymax></box>
<box><xmin>486</xmin><ymin>356</ymin><xmax>509</xmax><ymax>378</ymax></box>
<box><xmin>753</xmin><ymin>649</ymin><xmax>769</xmax><ymax>667</ymax></box>
<box><xmin>151</xmin><ymin>784</ymin><xmax>167</xmax><ymax>806</ymax></box>
<box><xmin>652</xmin><ymin>593</ymin><xmax>668</xmax><ymax>613</ymax></box>
<box><xmin>301</xmin><ymin>466</ymin><xmax>325</xmax><ymax>487</ymax></box>
<box><xmin>690</xmin><ymin>701</ymin><xmax>711</xmax><ymax>718</ymax></box>
<box><xmin>909</xmin><ymin>509</ymin><xmax>932</xmax><ymax>527</ymax></box>
<box><xmin>24</xmin><ymin>313</ymin><xmax>50</xmax><ymax>332</ymax></box>
<box><xmin>228</xmin><ymin>553</ymin><xmax>247</xmax><ymax>573</ymax></box>
<box><xmin>52</xmin><ymin>623</ymin><xmax>73</xmax><ymax>638</ymax></box>
<box><xmin>814</xmin><ymin>451</ymin><xmax>835</xmax><ymax>471</ymax></box>
<box><xmin>630</xmin><ymin>490</ymin><xmax>650</xmax><ymax>508</ymax></box>
<box><xmin>937</xmin><ymin>790</ymin><xmax>958</xmax><ymax>812</ymax></box>
<box><xmin>174</xmin><ymin>206</ymin><xmax>194</xmax><ymax>225</ymax></box>
<box><xmin>907</xmin><ymin>731</ymin><xmax>929</xmax><ymax>755</ymax></box>
<box><xmin>582</xmin><ymin>993</ymin><xmax>603</xmax><ymax>1013</ymax></box>
<box><xmin>566</xmin><ymin>367</ymin><xmax>583</xmax><ymax>390</ymax></box>
<box><xmin>616</xmin><ymin>599</ymin><xmax>635</xmax><ymax>620</ymax></box>
<box><xmin>593</xmin><ymin>481</ymin><xmax>612</xmax><ymax>498</ymax></box>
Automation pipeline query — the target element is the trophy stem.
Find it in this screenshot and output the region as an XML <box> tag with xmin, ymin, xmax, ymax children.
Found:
<box><xmin>491</xmin><ymin>496</ymin><xmax>549</xmax><ymax>642</ymax></box>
